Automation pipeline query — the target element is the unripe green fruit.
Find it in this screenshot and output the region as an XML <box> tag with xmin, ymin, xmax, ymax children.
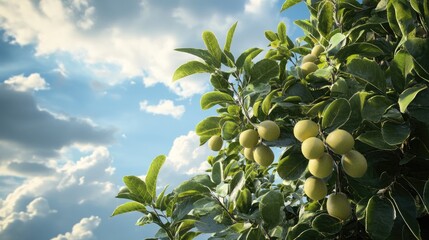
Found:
<box><xmin>327</xmin><ymin>192</ymin><xmax>352</xmax><ymax>220</ymax></box>
<box><xmin>300</xmin><ymin>62</ymin><xmax>318</xmax><ymax>78</ymax></box>
<box><xmin>303</xmin><ymin>176</ymin><xmax>327</xmax><ymax>201</ymax></box>
<box><xmin>301</xmin><ymin>137</ymin><xmax>325</xmax><ymax>160</ymax></box>
<box><xmin>308</xmin><ymin>153</ymin><xmax>334</xmax><ymax>178</ymax></box>
<box><xmin>311</xmin><ymin>45</ymin><xmax>324</xmax><ymax>57</ymax></box>
<box><xmin>243</xmin><ymin>147</ymin><xmax>254</xmax><ymax>161</ymax></box>
<box><xmin>257</xmin><ymin>120</ymin><xmax>280</xmax><ymax>141</ymax></box>
<box><xmin>326</xmin><ymin>129</ymin><xmax>354</xmax><ymax>155</ymax></box>
<box><xmin>293</xmin><ymin>120</ymin><xmax>319</xmax><ymax>142</ymax></box>
<box><xmin>239</xmin><ymin>129</ymin><xmax>259</xmax><ymax>148</ymax></box>
<box><xmin>253</xmin><ymin>144</ymin><xmax>274</xmax><ymax>167</ymax></box>
<box><xmin>342</xmin><ymin>150</ymin><xmax>367</xmax><ymax>178</ymax></box>
<box><xmin>302</xmin><ymin>54</ymin><xmax>318</xmax><ymax>63</ymax></box>
<box><xmin>208</xmin><ymin>135</ymin><xmax>223</xmax><ymax>151</ymax></box>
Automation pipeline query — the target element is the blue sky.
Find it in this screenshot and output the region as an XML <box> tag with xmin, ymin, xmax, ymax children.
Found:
<box><xmin>0</xmin><ymin>0</ymin><xmax>307</xmax><ymax>239</ymax></box>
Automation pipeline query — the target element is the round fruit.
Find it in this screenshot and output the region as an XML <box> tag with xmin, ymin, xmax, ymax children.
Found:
<box><xmin>243</xmin><ymin>147</ymin><xmax>254</xmax><ymax>161</ymax></box>
<box><xmin>342</xmin><ymin>150</ymin><xmax>367</xmax><ymax>178</ymax></box>
<box><xmin>258</xmin><ymin>120</ymin><xmax>280</xmax><ymax>141</ymax></box>
<box><xmin>308</xmin><ymin>153</ymin><xmax>334</xmax><ymax>178</ymax></box>
<box><xmin>253</xmin><ymin>144</ymin><xmax>274</xmax><ymax>167</ymax></box>
<box><xmin>303</xmin><ymin>176</ymin><xmax>327</xmax><ymax>201</ymax></box>
<box><xmin>327</xmin><ymin>192</ymin><xmax>352</xmax><ymax>220</ymax></box>
<box><xmin>301</xmin><ymin>62</ymin><xmax>318</xmax><ymax>78</ymax></box>
<box><xmin>239</xmin><ymin>129</ymin><xmax>259</xmax><ymax>148</ymax></box>
<box><xmin>301</xmin><ymin>137</ymin><xmax>325</xmax><ymax>160</ymax></box>
<box><xmin>208</xmin><ymin>135</ymin><xmax>223</xmax><ymax>151</ymax></box>
<box><xmin>302</xmin><ymin>54</ymin><xmax>318</xmax><ymax>63</ymax></box>
<box><xmin>311</xmin><ymin>45</ymin><xmax>324</xmax><ymax>57</ymax></box>
<box><xmin>293</xmin><ymin>120</ymin><xmax>319</xmax><ymax>142</ymax></box>
<box><xmin>326</xmin><ymin>129</ymin><xmax>354</xmax><ymax>155</ymax></box>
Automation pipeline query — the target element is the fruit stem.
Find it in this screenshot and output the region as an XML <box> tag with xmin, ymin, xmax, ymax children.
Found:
<box><xmin>334</xmin><ymin>160</ymin><xmax>342</xmax><ymax>193</ymax></box>
<box><xmin>229</xmin><ymin>81</ymin><xmax>257</xmax><ymax>128</ymax></box>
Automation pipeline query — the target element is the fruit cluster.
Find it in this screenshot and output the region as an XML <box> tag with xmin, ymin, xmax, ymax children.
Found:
<box><xmin>300</xmin><ymin>45</ymin><xmax>323</xmax><ymax>78</ymax></box>
<box><xmin>294</xmin><ymin>119</ymin><xmax>368</xmax><ymax>220</ymax></box>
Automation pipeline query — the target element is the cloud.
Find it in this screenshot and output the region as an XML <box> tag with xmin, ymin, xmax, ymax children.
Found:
<box><xmin>50</xmin><ymin>216</ymin><xmax>101</xmax><ymax>240</ymax></box>
<box><xmin>139</xmin><ymin>99</ymin><xmax>185</xmax><ymax>119</ymax></box>
<box><xmin>4</xmin><ymin>73</ymin><xmax>49</xmax><ymax>92</ymax></box>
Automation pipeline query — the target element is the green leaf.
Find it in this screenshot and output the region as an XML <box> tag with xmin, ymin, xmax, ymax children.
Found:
<box><xmin>249</xmin><ymin>59</ymin><xmax>279</xmax><ymax>85</ymax></box>
<box><xmin>312</xmin><ymin>214</ymin><xmax>342</xmax><ymax>235</ymax></box>
<box><xmin>200</xmin><ymin>91</ymin><xmax>235</xmax><ymax>110</ymax></box>
<box><xmin>262</xmin><ymin>89</ymin><xmax>278</xmax><ymax>114</ymax></box>
<box><xmin>196</xmin><ymin>117</ymin><xmax>221</xmax><ymax>143</ymax></box>
<box><xmin>260</xmin><ymin>190</ymin><xmax>284</xmax><ymax>229</ymax></box>
<box><xmin>236</xmin><ymin>48</ymin><xmax>263</xmax><ymax>69</ymax></box>
<box><xmin>357</xmin><ymin>131</ymin><xmax>397</xmax><ymax>150</ymax></box>
<box><xmin>393</xmin><ymin>0</ymin><xmax>415</xmax><ymax>37</ymax></box>
<box><xmin>424</xmin><ymin>180</ymin><xmax>429</xmax><ymax>211</ymax></box>
<box><xmin>175</xmin><ymin>179</ymin><xmax>211</xmax><ymax>198</ymax></box>
<box><xmin>277</xmin><ymin>147</ymin><xmax>307</xmax><ymax>180</ymax></box>
<box><xmin>387</xmin><ymin>1</ymin><xmax>402</xmax><ymax>37</ymax></box>
<box><xmin>362</xmin><ymin>95</ymin><xmax>392</xmax><ymax>122</ymax></box>
<box><xmin>317</xmin><ymin>1</ymin><xmax>334</xmax><ymax>37</ymax></box>
<box><xmin>294</xmin><ymin>20</ymin><xmax>320</xmax><ymax>39</ymax></box>
<box><xmin>321</xmin><ymin>98</ymin><xmax>351</xmax><ymax>130</ymax></box>
<box><xmin>123</xmin><ymin>176</ymin><xmax>152</xmax><ymax>204</ymax></box>
<box><xmin>155</xmin><ymin>185</ymin><xmax>169</xmax><ymax>210</ymax></box>
<box><xmin>175</xmin><ymin>48</ymin><xmax>219</xmax><ymax>67</ymax></box>
<box><xmin>202</xmin><ymin>31</ymin><xmax>222</xmax><ymax>67</ymax></box>
<box><xmin>398</xmin><ymin>84</ymin><xmax>428</xmax><ymax>113</ymax></box>
<box><xmin>111</xmin><ymin>202</ymin><xmax>147</xmax><ymax>216</ymax></box>
<box><xmin>281</xmin><ymin>0</ymin><xmax>302</xmax><ymax>12</ymax></box>
<box><xmin>365</xmin><ymin>195</ymin><xmax>395</xmax><ymax>240</ymax></box>
<box><xmin>145</xmin><ymin>155</ymin><xmax>166</xmax><ymax>199</ymax></box>
<box><xmin>327</xmin><ymin>33</ymin><xmax>346</xmax><ymax>54</ymax></box>
<box><xmin>382</xmin><ymin>121</ymin><xmax>410</xmax><ymax>145</ymax></box>
<box><xmin>136</xmin><ymin>213</ymin><xmax>154</xmax><ymax>226</ymax></box>
<box><xmin>278</xmin><ymin>21</ymin><xmax>287</xmax><ymax>43</ymax></box>
<box><xmin>211</xmin><ymin>161</ymin><xmax>223</xmax><ymax>185</ymax></box>
<box><xmin>224</xmin><ymin>22</ymin><xmax>238</xmax><ymax>52</ymax></box>
<box><xmin>294</xmin><ymin>229</ymin><xmax>324</xmax><ymax>240</ymax></box>
<box><xmin>390</xmin><ymin>51</ymin><xmax>414</xmax><ymax>92</ymax></box>
<box><xmin>390</xmin><ymin>183</ymin><xmax>422</xmax><ymax>240</ymax></box>
<box><xmin>347</xmin><ymin>58</ymin><xmax>386</xmax><ymax>93</ymax></box>
<box><xmin>221</xmin><ymin>121</ymin><xmax>239</xmax><ymax>141</ymax></box>
<box><xmin>173</xmin><ymin>61</ymin><xmax>213</xmax><ymax>81</ymax></box>
<box><xmin>229</xmin><ymin>171</ymin><xmax>245</xmax><ymax>201</ymax></box>
<box><xmin>405</xmin><ymin>38</ymin><xmax>429</xmax><ymax>78</ymax></box>
<box><xmin>336</xmin><ymin>43</ymin><xmax>384</xmax><ymax>62</ymax></box>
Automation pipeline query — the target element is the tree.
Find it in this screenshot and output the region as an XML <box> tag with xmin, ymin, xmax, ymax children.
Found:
<box><xmin>112</xmin><ymin>0</ymin><xmax>429</xmax><ymax>239</ymax></box>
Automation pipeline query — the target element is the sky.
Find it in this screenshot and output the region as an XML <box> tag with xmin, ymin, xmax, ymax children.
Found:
<box><xmin>0</xmin><ymin>0</ymin><xmax>307</xmax><ymax>239</ymax></box>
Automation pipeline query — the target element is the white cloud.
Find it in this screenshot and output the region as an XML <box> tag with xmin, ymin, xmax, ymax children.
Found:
<box><xmin>51</xmin><ymin>216</ymin><xmax>101</xmax><ymax>240</ymax></box>
<box><xmin>139</xmin><ymin>99</ymin><xmax>185</xmax><ymax>119</ymax></box>
<box><xmin>4</xmin><ymin>73</ymin><xmax>49</xmax><ymax>92</ymax></box>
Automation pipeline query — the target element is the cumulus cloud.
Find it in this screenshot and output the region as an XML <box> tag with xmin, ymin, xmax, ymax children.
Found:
<box><xmin>51</xmin><ymin>216</ymin><xmax>101</xmax><ymax>240</ymax></box>
<box><xmin>4</xmin><ymin>73</ymin><xmax>49</xmax><ymax>92</ymax></box>
<box><xmin>139</xmin><ymin>99</ymin><xmax>185</xmax><ymax>119</ymax></box>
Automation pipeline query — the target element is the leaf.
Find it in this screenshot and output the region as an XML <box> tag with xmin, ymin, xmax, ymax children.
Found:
<box><xmin>347</xmin><ymin>58</ymin><xmax>386</xmax><ymax>93</ymax></box>
<box><xmin>312</xmin><ymin>214</ymin><xmax>342</xmax><ymax>235</ymax></box>
<box><xmin>224</xmin><ymin>22</ymin><xmax>238</xmax><ymax>52</ymax></box>
<box><xmin>236</xmin><ymin>48</ymin><xmax>263</xmax><ymax>69</ymax></box>
<box><xmin>175</xmin><ymin>179</ymin><xmax>211</xmax><ymax>198</ymax></box>
<box><xmin>387</xmin><ymin>1</ymin><xmax>402</xmax><ymax>37</ymax></box>
<box><xmin>221</xmin><ymin>121</ymin><xmax>239</xmax><ymax>141</ymax></box>
<box><xmin>294</xmin><ymin>20</ymin><xmax>320</xmax><ymax>39</ymax></box>
<box><xmin>321</xmin><ymin>98</ymin><xmax>351</xmax><ymax>130</ymax></box>
<box><xmin>390</xmin><ymin>51</ymin><xmax>414</xmax><ymax>92</ymax></box>
<box><xmin>357</xmin><ymin>131</ymin><xmax>397</xmax><ymax>150</ymax></box>
<box><xmin>175</xmin><ymin>48</ymin><xmax>219</xmax><ymax>67</ymax></box>
<box><xmin>326</xmin><ymin>33</ymin><xmax>346</xmax><ymax>54</ymax></box>
<box><xmin>390</xmin><ymin>183</ymin><xmax>422</xmax><ymax>240</ymax></box>
<box><xmin>200</xmin><ymin>91</ymin><xmax>235</xmax><ymax>110</ymax></box>
<box><xmin>123</xmin><ymin>176</ymin><xmax>152</xmax><ymax>204</ymax></box>
<box><xmin>262</xmin><ymin>89</ymin><xmax>279</xmax><ymax>114</ymax></box>
<box><xmin>155</xmin><ymin>185</ymin><xmax>169</xmax><ymax>210</ymax></box>
<box><xmin>173</xmin><ymin>61</ymin><xmax>213</xmax><ymax>81</ymax></box>
<box><xmin>382</xmin><ymin>121</ymin><xmax>410</xmax><ymax>145</ymax></box>
<box><xmin>111</xmin><ymin>202</ymin><xmax>147</xmax><ymax>216</ymax></box>
<box><xmin>145</xmin><ymin>155</ymin><xmax>166</xmax><ymax>199</ymax></box>
<box><xmin>398</xmin><ymin>84</ymin><xmax>428</xmax><ymax>113</ymax></box>
<box><xmin>362</xmin><ymin>95</ymin><xmax>392</xmax><ymax>122</ymax></box>
<box><xmin>202</xmin><ymin>31</ymin><xmax>222</xmax><ymax>67</ymax></box>
<box><xmin>393</xmin><ymin>0</ymin><xmax>415</xmax><ymax>37</ymax></box>
<box><xmin>196</xmin><ymin>117</ymin><xmax>221</xmax><ymax>143</ymax></box>
<box><xmin>424</xmin><ymin>180</ymin><xmax>429</xmax><ymax>211</ymax></box>
<box><xmin>336</xmin><ymin>43</ymin><xmax>384</xmax><ymax>62</ymax></box>
<box><xmin>229</xmin><ymin>171</ymin><xmax>245</xmax><ymax>201</ymax></box>
<box><xmin>405</xmin><ymin>38</ymin><xmax>429</xmax><ymax>77</ymax></box>
<box><xmin>260</xmin><ymin>190</ymin><xmax>284</xmax><ymax>229</ymax></box>
<box><xmin>317</xmin><ymin>1</ymin><xmax>334</xmax><ymax>37</ymax></box>
<box><xmin>249</xmin><ymin>59</ymin><xmax>279</xmax><ymax>85</ymax></box>
<box><xmin>277</xmin><ymin>147</ymin><xmax>307</xmax><ymax>180</ymax></box>
<box><xmin>278</xmin><ymin>21</ymin><xmax>287</xmax><ymax>43</ymax></box>
<box><xmin>294</xmin><ymin>229</ymin><xmax>324</xmax><ymax>240</ymax></box>
<box><xmin>211</xmin><ymin>161</ymin><xmax>223</xmax><ymax>185</ymax></box>
<box><xmin>365</xmin><ymin>195</ymin><xmax>395</xmax><ymax>240</ymax></box>
<box><xmin>281</xmin><ymin>0</ymin><xmax>302</xmax><ymax>12</ymax></box>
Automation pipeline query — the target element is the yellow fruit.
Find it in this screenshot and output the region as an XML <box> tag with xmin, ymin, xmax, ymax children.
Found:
<box><xmin>311</xmin><ymin>45</ymin><xmax>324</xmax><ymax>57</ymax></box>
<box><xmin>342</xmin><ymin>150</ymin><xmax>367</xmax><ymax>178</ymax></box>
<box><xmin>258</xmin><ymin>120</ymin><xmax>280</xmax><ymax>141</ymax></box>
<box><xmin>301</xmin><ymin>137</ymin><xmax>325</xmax><ymax>160</ymax></box>
<box><xmin>327</xmin><ymin>192</ymin><xmax>352</xmax><ymax>220</ymax></box>
<box><xmin>293</xmin><ymin>120</ymin><xmax>319</xmax><ymax>142</ymax></box>
<box><xmin>239</xmin><ymin>129</ymin><xmax>259</xmax><ymax>148</ymax></box>
<box><xmin>243</xmin><ymin>147</ymin><xmax>254</xmax><ymax>161</ymax></box>
<box><xmin>302</xmin><ymin>54</ymin><xmax>318</xmax><ymax>63</ymax></box>
<box><xmin>326</xmin><ymin>129</ymin><xmax>354</xmax><ymax>155</ymax></box>
<box><xmin>301</xmin><ymin>62</ymin><xmax>318</xmax><ymax>78</ymax></box>
<box><xmin>303</xmin><ymin>176</ymin><xmax>327</xmax><ymax>201</ymax></box>
<box><xmin>308</xmin><ymin>153</ymin><xmax>334</xmax><ymax>178</ymax></box>
<box><xmin>208</xmin><ymin>135</ymin><xmax>223</xmax><ymax>151</ymax></box>
<box><xmin>253</xmin><ymin>144</ymin><xmax>274</xmax><ymax>167</ymax></box>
